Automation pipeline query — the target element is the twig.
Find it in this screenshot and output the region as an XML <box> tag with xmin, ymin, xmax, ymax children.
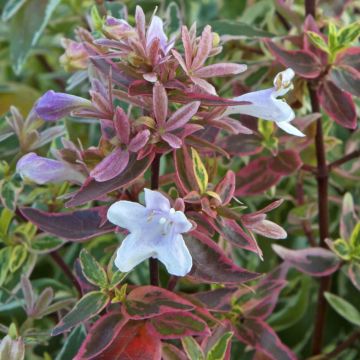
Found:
<box><xmin>149</xmin><ymin>153</ymin><xmax>162</xmax><ymax>287</ymax></box>
<box><xmin>50</xmin><ymin>251</ymin><xmax>82</xmax><ymax>296</ymax></box>
<box><xmin>325</xmin><ymin>331</ymin><xmax>360</xmax><ymax>359</ymax></box>
<box><xmin>328</xmin><ymin>150</ymin><xmax>360</xmax><ymax>170</ymax></box>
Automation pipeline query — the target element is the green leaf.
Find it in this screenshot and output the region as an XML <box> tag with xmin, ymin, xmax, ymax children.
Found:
<box><xmin>55</xmin><ymin>325</ymin><xmax>86</xmax><ymax>360</ymax></box>
<box><xmin>206</xmin><ymin>332</ymin><xmax>233</xmax><ymax>360</ymax></box>
<box><xmin>210</xmin><ymin>19</ymin><xmax>274</xmax><ymax>39</ymax></box>
<box><xmin>0</xmin><ymin>208</ymin><xmax>14</xmax><ymax>237</ymax></box>
<box><xmin>181</xmin><ymin>337</ymin><xmax>205</xmax><ymax>360</ymax></box>
<box><xmin>0</xmin><ymin>180</ymin><xmax>22</xmax><ymax>211</ymax></box>
<box><xmin>0</xmin><ymin>247</ymin><xmax>11</xmax><ymax>286</ymax></box>
<box><xmin>191</xmin><ymin>147</ymin><xmax>208</xmax><ymax>194</ymax></box>
<box><xmin>337</xmin><ymin>21</ymin><xmax>360</xmax><ymax>47</ymax></box>
<box><xmin>1</xmin><ymin>0</ymin><xmax>27</xmax><ymax>21</ymax></box>
<box><xmin>9</xmin><ymin>245</ymin><xmax>27</xmax><ymax>273</ymax></box>
<box><xmin>166</xmin><ymin>2</ymin><xmax>182</xmax><ymax>36</ymax></box>
<box><xmin>52</xmin><ymin>291</ymin><xmax>109</xmax><ymax>336</ymax></box>
<box><xmin>306</xmin><ymin>31</ymin><xmax>330</xmax><ymax>54</ymax></box>
<box><xmin>328</xmin><ymin>22</ymin><xmax>338</xmax><ymax>53</ymax></box>
<box><xmin>107</xmin><ymin>250</ymin><xmax>126</xmax><ymax>289</ymax></box>
<box><xmin>30</xmin><ymin>235</ymin><xmax>64</xmax><ymax>254</ymax></box>
<box><xmin>91</xmin><ymin>5</ymin><xmax>104</xmax><ymax>32</ymax></box>
<box><xmin>350</xmin><ymin>223</ymin><xmax>360</xmax><ymax>250</ymax></box>
<box><xmin>329</xmin><ymin>238</ymin><xmax>351</xmax><ymax>261</ymax></box>
<box><xmin>79</xmin><ymin>249</ymin><xmax>108</xmax><ymax>288</ymax></box>
<box><xmin>9</xmin><ymin>0</ymin><xmax>61</xmax><ymax>74</ymax></box>
<box><xmin>324</xmin><ymin>292</ymin><xmax>360</xmax><ymax>326</ymax></box>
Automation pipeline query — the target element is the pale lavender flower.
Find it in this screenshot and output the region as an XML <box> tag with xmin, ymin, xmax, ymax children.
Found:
<box><xmin>224</xmin><ymin>68</ymin><xmax>305</xmax><ymax>137</ymax></box>
<box><xmin>107</xmin><ymin>189</ymin><xmax>193</xmax><ymax>276</ymax></box>
<box><xmin>16</xmin><ymin>153</ymin><xmax>85</xmax><ymax>184</ymax></box>
<box><xmin>146</xmin><ymin>15</ymin><xmax>173</xmax><ymax>54</ymax></box>
<box><xmin>35</xmin><ymin>91</ymin><xmax>92</xmax><ymax>121</ymax></box>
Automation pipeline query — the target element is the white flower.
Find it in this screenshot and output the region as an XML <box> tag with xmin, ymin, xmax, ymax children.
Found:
<box><xmin>107</xmin><ymin>189</ymin><xmax>193</xmax><ymax>276</ymax></box>
<box><xmin>224</xmin><ymin>68</ymin><xmax>305</xmax><ymax>137</ymax></box>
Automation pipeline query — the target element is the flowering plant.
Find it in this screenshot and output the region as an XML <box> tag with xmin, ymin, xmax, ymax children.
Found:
<box><xmin>0</xmin><ymin>1</ymin><xmax>359</xmax><ymax>359</ymax></box>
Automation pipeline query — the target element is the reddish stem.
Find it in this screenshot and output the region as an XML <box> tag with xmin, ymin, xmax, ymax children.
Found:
<box><xmin>149</xmin><ymin>153</ymin><xmax>162</xmax><ymax>286</ymax></box>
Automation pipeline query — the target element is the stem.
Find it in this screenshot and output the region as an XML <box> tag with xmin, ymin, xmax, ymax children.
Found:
<box><xmin>325</xmin><ymin>331</ymin><xmax>360</xmax><ymax>359</ymax></box>
<box><xmin>328</xmin><ymin>150</ymin><xmax>360</xmax><ymax>170</ymax></box>
<box><xmin>149</xmin><ymin>153</ymin><xmax>162</xmax><ymax>286</ymax></box>
<box><xmin>309</xmin><ymin>85</ymin><xmax>331</xmax><ymax>354</ymax></box>
<box><xmin>50</xmin><ymin>251</ymin><xmax>82</xmax><ymax>296</ymax></box>
<box><xmin>305</xmin><ymin>0</ymin><xmax>316</xmax><ymax>17</ymax></box>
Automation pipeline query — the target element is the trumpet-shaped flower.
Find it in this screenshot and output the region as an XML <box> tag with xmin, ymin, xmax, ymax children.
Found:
<box><xmin>107</xmin><ymin>189</ymin><xmax>193</xmax><ymax>276</ymax></box>
<box><xmin>16</xmin><ymin>153</ymin><xmax>85</xmax><ymax>184</ymax></box>
<box><xmin>223</xmin><ymin>68</ymin><xmax>305</xmax><ymax>137</ymax></box>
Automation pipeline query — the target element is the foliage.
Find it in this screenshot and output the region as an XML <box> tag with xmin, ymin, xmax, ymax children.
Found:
<box><xmin>0</xmin><ymin>0</ymin><xmax>359</xmax><ymax>359</ymax></box>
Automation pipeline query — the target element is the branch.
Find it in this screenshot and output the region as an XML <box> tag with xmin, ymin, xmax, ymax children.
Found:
<box><xmin>149</xmin><ymin>153</ymin><xmax>162</xmax><ymax>286</ymax></box>
<box><xmin>325</xmin><ymin>331</ymin><xmax>360</xmax><ymax>359</ymax></box>
<box><xmin>328</xmin><ymin>150</ymin><xmax>360</xmax><ymax>170</ymax></box>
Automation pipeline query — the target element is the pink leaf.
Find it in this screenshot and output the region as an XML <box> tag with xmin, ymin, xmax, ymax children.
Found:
<box><xmin>128</xmin><ymin>130</ymin><xmax>150</xmax><ymax>152</ymax></box>
<box><xmin>90</xmin><ymin>149</ymin><xmax>130</xmax><ymax>182</ymax></box>
<box><xmin>162</xmin><ymin>132</ymin><xmax>182</xmax><ymax>148</ymax></box>
<box><xmin>166</xmin><ymin>101</ymin><xmax>200</xmax><ymax>131</ymax></box>
<box><xmin>215</xmin><ymin>170</ymin><xmax>235</xmax><ymax>205</ymax></box>
<box><xmin>194</xmin><ymin>63</ymin><xmax>247</xmax><ymax>78</ymax></box>
<box><xmin>192</xmin><ymin>25</ymin><xmax>213</xmax><ymax>70</ymax></box>
<box><xmin>113</xmin><ymin>107</ymin><xmax>130</xmax><ymax>144</ymax></box>
<box><xmin>182</xmin><ymin>26</ymin><xmax>192</xmax><ymax>69</ymax></box>
<box><xmin>272</xmin><ymin>244</ymin><xmax>341</xmax><ymax>276</ymax></box>
<box><xmin>318</xmin><ymin>80</ymin><xmax>357</xmax><ymax>129</ymax></box>
<box><xmin>266</xmin><ymin>41</ymin><xmax>322</xmax><ymax>78</ymax></box>
<box><xmin>20</xmin><ymin>207</ymin><xmax>114</xmax><ymax>241</ymax></box>
<box><xmin>153</xmin><ymin>82</ymin><xmax>168</xmax><ymax>126</ymax></box>
<box><xmin>186</xmin><ymin>231</ymin><xmax>260</xmax><ymax>284</ymax></box>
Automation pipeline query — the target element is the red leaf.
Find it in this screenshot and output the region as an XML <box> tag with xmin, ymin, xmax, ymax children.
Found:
<box><xmin>318</xmin><ymin>80</ymin><xmax>357</xmax><ymax>129</ymax></box>
<box><xmin>186</xmin><ymin>231</ymin><xmax>260</xmax><ymax>284</ymax></box>
<box><xmin>266</xmin><ymin>41</ymin><xmax>322</xmax><ymax>78</ymax></box>
<box><xmin>149</xmin><ymin>311</ymin><xmax>210</xmax><ymax>339</ymax></box>
<box><xmin>269</xmin><ymin>150</ymin><xmax>302</xmax><ymax>175</ymax></box>
<box><xmin>128</xmin><ymin>80</ymin><xmax>153</xmax><ymax>96</ymax></box>
<box><xmin>124</xmin><ymin>286</ymin><xmax>194</xmax><ymax>320</ymax></box>
<box><xmin>75</xmin><ymin>312</ymin><xmax>128</xmax><ymax>360</ymax></box>
<box><xmin>219</xmin><ymin>134</ymin><xmax>263</xmax><ymax>156</ymax></box>
<box><xmin>215</xmin><ymin>170</ymin><xmax>236</xmax><ymax>205</ymax></box>
<box><xmin>235</xmin><ymin>158</ymin><xmax>281</xmax><ymax>196</ymax></box>
<box><xmin>95</xmin><ymin>321</ymin><xmax>161</xmax><ymax>360</ymax></box>
<box><xmin>192</xmin><ymin>287</ymin><xmax>236</xmax><ymax>312</ymax></box>
<box><xmin>20</xmin><ymin>207</ymin><xmax>114</xmax><ymax>241</ymax></box>
<box><xmin>66</xmin><ymin>154</ymin><xmax>154</xmax><ymax>207</ymax></box>
<box><xmin>233</xmin><ymin>318</ymin><xmax>296</xmax><ymax>360</ymax></box>
<box><xmin>335</xmin><ymin>47</ymin><xmax>360</xmax><ymax>72</ymax></box>
<box><xmin>272</xmin><ymin>244</ymin><xmax>341</xmax><ymax>276</ymax></box>
<box><xmin>329</xmin><ymin>66</ymin><xmax>360</xmax><ymax>97</ymax></box>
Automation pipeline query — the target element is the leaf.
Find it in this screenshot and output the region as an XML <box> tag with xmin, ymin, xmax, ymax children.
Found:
<box><xmin>0</xmin><ymin>335</ymin><xmax>25</xmax><ymax>360</ymax></box>
<box><xmin>266</xmin><ymin>41</ymin><xmax>322</xmax><ymax>78</ymax></box>
<box><xmin>0</xmin><ymin>247</ymin><xmax>11</xmax><ymax>286</ymax></box>
<box><xmin>191</xmin><ymin>148</ymin><xmax>208</xmax><ymax>194</ymax></box>
<box><xmin>272</xmin><ymin>244</ymin><xmax>341</xmax><ymax>276</ymax></box>
<box><xmin>269</xmin><ymin>150</ymin><xmax>302</xmax><ymax>175</ymax></box>
<box><xmin>33</xmin><ymin>287</ymin><xmax>54</xmax><ymax>318</ymax></box>
<box><xmin>324</xmin><ymin>292</ymin><xmax>360</xmax><ymax>326</ymax></box>
<box><xmin>162</xmin><ymin>343</ymin><xmax>188</xmax><ymax>360</ymax></box>
<box><xmin>181</xmin><ymin>337</ymin><xmax>205</xmax><ymax>360</ymax></box>
<box><xmin>10</xmin><ymin>0</ymin><xmax>61</xmax><ymax>74</ymax></box>
<box><xmin>306</xmin><ymin>31</ymin><xmax>330</xmax><ymax>54</ymax></box>
<box><xmin>79</xmin><ymin>249</ymin><xmax>108</xmax><ymax>288</ymax></box>
<box><xmin>1</xmin><ymin>179</ymin><xmax>22</xmax><ymax>211</ymax></box>
<box><xmin>219</xmin><ymin>133</ymin><xmax>263</xmax><ymax>157</ymax></box>
<box><xmin>210</xmin><ymin>20</ymin><xmax>274</xmax><ymax>39</ymax></box>
<box><xmin>329</xmin><ymin>66</ymin><xmax>360</xmax><ymax>97</ymax></box>
<box><xmin>9</xmin><ymin>245</ymin><xmax>27</xmax><ymax>273</ymax></box>
<box><xmin>340</xmin><ymin>193</ymin><xmax>357</xmax><ymax>241</ymax></box>
<box><xmin>337</xmin><ymin>22</ymin><xmax>360</xmax><ymax>47</ymax></box>
<box><xmin>215</xmin><ymin>171</ymin><xmax>235</xmax><ymax>206</ymax></box>
<box><xmin>193</xmin><ymin>288</ymin><xmax>236</xmax><ymax>312</ymax></box>
<box><xmin>350</xmin><ymin>223</ymin><xmax>360</xmax><ymax>250</ymax></box>
<box><xmin>20</xmin><ymin>206</ymin><xmax>115</xmax><ymax>241</ymax></box>
<box><xmin>52</xmin><ymin>291</ymin><xmax>109</xmax><ymax>336</ymax></box>
<box><xmin>89</xmin><ymin>321</ymin><xmax>161</xmax><ymax>360</ymax></box>
<box><xmin>55</xmin><ymin>325</ymin><xmax>86</xmax><ymax>360</ymax></box>
<box><xmin>0</xmin><ymin>208</ymin><xmax>14</xmax><ymax>236</ymax></box>
<box><xmin>166</xmin><ymin>2</ymin><xmax>182</xmax><ymax>36</ymax></box>
<box><xmin>335</xmin><ymin>47</ymin><xmax>360</xmax><ymax>72</ymax></box>
<box><xmin>75</xmin><ymin>312</ymin><xmax>128</xmax><ymax>360</ymax></box>
<box><xmin>318</xmin><ymin>80</ymin><xmax>356</xmax><ymax>129</ymax></box>
<box><xmin>348</xmin><ymin>262</ymin><xmax>360</xmax><ymax>291</ymax></box>
<box><xmin>124</xmin><ymin>286</ymin><xmax>194</xmax><ymax>320</ymax></box>
<box><xmin>186</xmin><ymin>231</ymin><xmax>259</xmax><ymax>284</ymax></box>
<box><xmin>206</xmin><ymin>331</ymin><xmax>233</xmax><ymax>360</ymax></box>
<box><xmin>30</xmin><ymin>235</ymin><xmax>64</xmax><ymax>254</ymax></box>
<box><xmin>2</xmin><ymin>0</ymin><xmax>27</xmax><ymax>21</ymax></box>
<box><xmin>233</xmin><ymin>318</ymin><xmax>296</xmax><ymax>360</ymax></box>
<box><xmin>66</xmin><ymin>154</ymin><xmax>154</xmax><ymax>207</ymax></box>
<box><xmin>149</xmin><ymin>311</ymin><xmax>210</xmax><ymax>339</ymax></box>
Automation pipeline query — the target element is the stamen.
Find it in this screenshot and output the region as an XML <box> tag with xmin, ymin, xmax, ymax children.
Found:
<box><xmin>169</xmin><ymin>208</ymin><xmax>175</xmax><ymax>214</ymax></box>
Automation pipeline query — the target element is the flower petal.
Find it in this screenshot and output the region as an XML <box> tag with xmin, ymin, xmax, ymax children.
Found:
<box><xmin>276</xmin><ymin>121</ymin><xmax>305</xmax><ymax>137</ymax></box>
<box><xmin>35</xmin><ymin>91</ymin><xmax>92</xmax><ymax>121</ymax></box>
<box><xmin>172</xmin><ymin>211</ymin><xmax>193</xmax><ymax>233</ymax></box>
<box><xmin>90</xmin><ymin>149</ymin><xmax>130</xmax><ymax>182</ymax></box>
<box><xmin>147</xmin><ymin>15</ymin><xmax>168</xmax><ymax>52</ymax></box>
<box><xmin>144</xmin><ymin>188</ymin><xmax>171</xmax><ymax>212</ymax></box>
<box><xmin>107</xmin><ymin>201</ymin><xmax>147</xmax><ymax>231</ymax></box>
<box><xmin>156</xmin><ymin>234</ymin><xmax>193</xmax><ymax>276</ymax></box>
<box><xmin>224</xmin><ymin>88</ymin><xmax>295</xmax><ymax>123</ymax></box>
<box><xmin>16</xmin><ymin>153</ymin><xmax>84</xmax><ymax>184</ymax></box>
<box><xmin>115</xmin><ymin>232</ymin><xmax>155</xmax><ymax>272</ymax></box>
